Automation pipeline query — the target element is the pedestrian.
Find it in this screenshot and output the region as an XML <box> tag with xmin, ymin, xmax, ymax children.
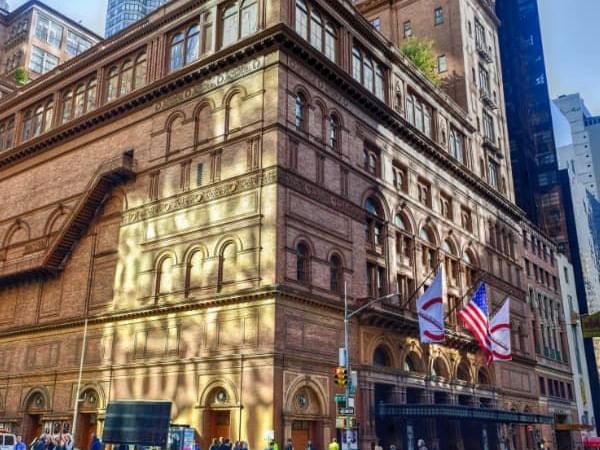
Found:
<box><xmin>209</xmin><ymin>439</ymin><xmax>219</xmax><ymax>450</ymax></box>
<box><xmin>55</xmin><ymin>437</ymin><xmax>66</xmax><ymax>450</ymax></box>
<box><xmin>327</xmin><ymin>438</ymin><xmax>339</xmax><ymax>450</ymax></box>
<box><xmin>417</xmin><ymin>440</ymin><xmax>428</xmax><ymax>450</ymax></box>
<box><xmin>284</xmin><ymin>439</ymin><xmax>293</xmax><ymax>450</ymax></box>
<box><xmin>16</xmin><ymin>435</ymin><xmax>27</xmax><ymax>450</ymax></box>
<box><xmin>388</xmin><ymin>445</ymin><xmax>397</xmax><ymax>450</ymax></box>
<box><xmin>241</xmin><ymin>441</ymin><xmax>249</xmax><ymax>450</ymax></box>
<box><xmin>305</xmin><ymin>440</ymin><xmax>314</xmax><ymax>450</ymax></box>
<box><xmin>270</xmin><ymin>441</ymin><xmax>279</xmax><ymax>450</ymax></box>
<box><xmin>374</xmin><ymin>442</ymin><xmax>382</xmax><ymax>450</ymax></box>
<box><xmin>33</xmin><ymin>434</ymin><xmax>46</xmax><ymax>450</ymax></box>
<box><xmin>64</xmin><ymin>435</ymin><xmax>73</xmax><ymax>450</ymax></box>
<box><xmin>89</xmin><ymin>433</ymin><xmax>102</xmax><ymax>450</ymax></box>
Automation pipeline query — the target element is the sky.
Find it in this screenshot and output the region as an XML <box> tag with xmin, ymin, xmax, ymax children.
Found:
<box><xmin>9</xmin><ymin>0</ymin><xmax>600</xmax><ymax>115</ymax></box>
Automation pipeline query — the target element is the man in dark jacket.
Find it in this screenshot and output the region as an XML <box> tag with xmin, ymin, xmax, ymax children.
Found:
<box><xmin>89</xmin><ymin>433</ymin><xmax>102</xmax><ymax>450</ymax></box>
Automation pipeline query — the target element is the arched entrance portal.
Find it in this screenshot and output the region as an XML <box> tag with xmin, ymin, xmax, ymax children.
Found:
<box><xmin>22</xmin><ymin>389</ymin><xmax>50</xmax><ymax>446</ymax></box>
<box><xmin>201</xmin><ymin>387</ymin><xmax>237</xmax><ymax>444</ymax></box>
<box><xmin>75</xmin><ymin>388</ymin><xmax>102</xmax><ymax>450</ymax></box>
<box><xmin>284</xmin><ymin>379</ymin><xmax>330</xmax><ymax>450</ymax></box>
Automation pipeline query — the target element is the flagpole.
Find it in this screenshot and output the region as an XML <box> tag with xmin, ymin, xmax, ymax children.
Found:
<box><xmin>398</xmin><ymin>261</ymin><xmax>443</xmax><ymax>310</ymax></box>
<box><xmin>443</xmin><ymin>272</ymin><xmax>486</xmax><ymax>320</ymax></box>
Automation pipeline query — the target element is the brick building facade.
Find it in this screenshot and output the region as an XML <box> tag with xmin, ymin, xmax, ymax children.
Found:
<box><xmin>0</xmin><ymin>0</ymin><xmax>572</xmax><ymax>449</ymax></box>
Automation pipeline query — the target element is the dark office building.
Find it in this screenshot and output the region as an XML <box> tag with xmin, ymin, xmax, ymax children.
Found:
<box><xmin>496</xmin><ymin>0</ymin><xmax>570</xmax><ymax>257</ymax></box>
<box><xmin>105</xmin><ymin>0</ymin><xmax>167</xmax><ymax>37</ymax></box>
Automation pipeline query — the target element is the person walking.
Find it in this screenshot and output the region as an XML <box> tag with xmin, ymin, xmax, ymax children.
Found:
<box><xmin>284</xmin><ymin>439</ymin><xmax>293</xmax><ymax>450</ymax></box>
<box><xmin>304</xmin><ymin>440</ymin><xmax>315</xmax><ymax>450</ymax></box>
<box><xmin>417</xmin><ymin>440</ymin><xmax>428</xmax><ymax>450</ymax></box>
<box><xmin>16</xmin><ymin>435</ymin><xmax>27</xmax><ymax>450</ymax></box>
<box><xmin>327</xmin><ymin>438</ymin><xmax>339</xmax><ymax>450</ymax></box>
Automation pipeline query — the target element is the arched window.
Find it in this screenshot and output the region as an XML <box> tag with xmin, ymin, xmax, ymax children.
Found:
<box><xmin>240</xmin><ymin>0</ymin><xmax>257</xmax><ymax>37</ymax></box>
<box><xmin>432</xmin><ymin>357</ymin><xmax>449</xmax><ymax>378</ymax></box>
<box><xmin>157</xmin><ymin>256</ymin><xmax>175</xmax><ymax>295</ymax></box>
<box><xmin>420</xmin><ymin>226</ymin><xmax>437</xmax><ymax>272</ymax></box>
<box><xmin>294</xmin><ymin>93</ymin><xmax>306</xmax><ymax>130</ymax></box>
<box><xmin>222</xmin><ymin>3</ymin><xmax>238</xmax><ymax>47</ymax></box>
<box><xmin>170</xmin><ymin>32</ymin><xmax>185</xmax><ymax>71</ymax></box>
<box><xmin>296</xmin><ymin>242</ymin><xmax>309</xmax><ymax>282</ymax></box>
<box><xmin>365</xmin><ymin>197</ymin><xmax>384</xmax><ymax>246</ymax></box>
<box><xmin>295</xmin><ymin>0</ymin><xmax>309</xmax><ymax>39</ymax></box>
<box><xmin>220</xmin><ymin>243</ymin><xmax>237</xmax><ymax>286</ymax></box>
<box><xmin>457</xmin><ymin>362</ymin><xmax>470</xmax><ymax>382</ymax></box>
<box><xmin>186</xmin><ymin>25</ymin><xmax>200</xmax><ymax>64</ymax></box>
<box><xmin>373</xmin><ymin>346</ymin><xmax>391</xmax><ymax>367</ymax></box>
<box><xmin>395</xmin><ymin>213</ymin><xmax>413</xmax><ymax>267</ymax></box>
<box><xmin>61</xmin><ymin>90</ymin><xmax>73</xmax><ymax>123</ymax></box>
<box><xmin>21</xmin><ymin>110</ymin><xmax>33</xmax><ymax>140</ymax></box>
<box><xmin>106</xmin><ymin>67</ymin><xmax>119</xmax><ymax>101</ymax></box>
<box><xmin>24</xmin><ymin>100</ymin><xmax>53</xmax><ymax>140</ymax></box>
<box><xmin>195</xmin><ymin>105</ymin><xmax>212</xmax><ymax>143</ymax></box>
<box><xmin>134</xmin><ymin>53</ymin><xmax>147</xmax><ymax>89</ymax></box>
<box><xmin>201</xmin><ymin>13</ymin><xmax>213</xmax><ymax>53</ymax></box>
<box><xmin>310</xmin><ymin>10</ymin><xmax>323</xmax><ymax>49</ymax></box>
<box><xmin>227</xmin><ymin>92</ymin><xmax>243</xmax><ymax>132</ymax></box>
<box><xmin>330</xmin><ymin>254</ymin><xmax>342</xmax><ymax>293</ymax></box>
<box><xmin>463</xmin><ymin>249</ymin><xmax>478</xmax><ymax>289</ymax></box>
<box><xmin>0</xmin><ymin>116</ymin><xmax>15</xmax><ymax>151</ymax></box>
<box><xmin>324</xmin><ymin>23</ymin><xmax>336</xmax><ymax>61</ymax></box>
<box><xmin>33</xmin><ymin>105</ymin><xmax>44</xmax><ymax>136</ymax></box>
<box><xmin>187</xmin><ymin>250</ymin><xmax>204</xmax><ymax>291</ymax></box>
<box><xmin>328</xmin><ymin>114</ymin><xmax>339</xmax><ymax>150</ymax></box>
<box><xmin>119</xmin><ymin>60</ymin><xmax>133</xmax><ymax>96</ymax></box>
<box><xmin>403</xmin><ymin>352</ymin><xmax>421</xmax><ymax>372</ymax></box>
<box><xmin>442</xmin><ymin>239</ymin><xmax>459</xmax><ymax>287</ymax></box>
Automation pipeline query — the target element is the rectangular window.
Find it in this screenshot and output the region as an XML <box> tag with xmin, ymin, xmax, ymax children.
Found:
<box><xmin>434</xmin><ymin>7</ymin><xmax>444</xmax><ymax>25</ymax></box>
<box><xmin>363</xmin><ymin>148</ymin><xmax>380</xmax><ymax>177</ymax></box>
<box><xmin>392</xmin><ymin>163</ymin><xmax>408</xmax><ymax>193</ymax></box>
<box><xmin>66</xmin><ymin>31</ymin><xmax>92</xmax><ymax>56</ymax></box>
<box><xmin>479</xmin><ymin>65</ymin><xmax>490</xmax><ymax>96</ymax></box>
<box><xmin>405</xmin><ymin>92</ymin><xmax>433</xmax><ymax>138</ymax></box>
<box><xmin>417</xmin><ymin>178</ymin><xmax>432</xmax><ymax>207</ymax></box>
<box><xmin>449</xmin><ymin>127</ymin><xmax>465</xmax><ymax>163</ymax></box>
<box><xmin>29</xmin><ymin>46</ymin><xmax>59</xmax><ymax>74</ymax></box>
<box><xmin>196</xmin><ymin>163</ymin><xmax>204</xmax><ymax>186</ymax></box>
<box><xmin>461</xmin><ymin>206</ymin><xmax>473</xmax><ymax>233</ymax></box>
<box><xmin>483</xmin><ymin>112</ymin><xmax>495</xmax><ymax>141</ymax></box>
<box><xmin>437</xmin><ymin>55</ymin><xmax>447</xmax><ymax>73</ymax></box>
<box><xmin>475</xmin><ymin>19</ymin><xmax>486</xmax><ymax>49</ymax></box>
<box><xmin>403</xmin><ymin>20</ymin><xmax>412</xmax><ymax>38</ymax></box>
<box><xmin>487</xmin><ymin>159</ymin><xmax>499</xmax><ymax>188</ymax></box>
<box><xmin>35</xmin><ymin>14</ymin><xmax>64</xmax><ymax>48</ymax></box>
<box><xmin>371</xmin><ymin>17</ymin><xmax>381</xmax><ymax>30</ymax></box>
<box><xmin>0</xmin><ymin>116</ymin><xmax>15</xmax><ymax>151</ymax></box>
<box><xmin>440</xmin><ymin>192</ymin><xmax>453</xmax><ymax>220</ymax></box>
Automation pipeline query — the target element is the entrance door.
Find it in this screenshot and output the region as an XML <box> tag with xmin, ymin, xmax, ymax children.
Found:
<box><xmin>78</xmin><ymin>414</ymin><xmax>97</xmax><ymax>450</ymax></box>
<box><xmin>292</xmin><ymin>421</ymin><xmax>310</xmax><ymax>450</ymax></box>
<box><xmin>207</xmin><ymin>411</ymin><xmax>230</xmax><ymax>440</ymax></box>
<box><xmin>24</xmin><ymin>415</ymin><xmax>42</xmax><ymax>447</ymax></box>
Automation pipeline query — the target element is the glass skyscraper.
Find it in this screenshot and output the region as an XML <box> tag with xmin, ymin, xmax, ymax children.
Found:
<box><xmin>105</xmin><ymin>0</ymin><xmax>168</xmax><ymax>37</ymax></box>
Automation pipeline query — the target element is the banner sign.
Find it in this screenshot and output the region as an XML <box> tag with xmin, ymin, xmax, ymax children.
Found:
<box><xmin>582</xmin><ymin>311</ymin><xmax>600</xmax><ymax>338</ymax></box>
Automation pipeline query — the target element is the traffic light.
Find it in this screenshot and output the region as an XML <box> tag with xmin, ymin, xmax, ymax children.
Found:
<box><xmin>334</xmin><ymin>367</ymin><xmax>348</xmax><ymax>386</ymax></box>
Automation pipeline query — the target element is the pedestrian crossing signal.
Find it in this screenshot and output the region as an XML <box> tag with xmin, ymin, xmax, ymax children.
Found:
<box><xmin>334</xmin><ymin>367</ymin><xmax>348</xmax><ymax>386</ymax></box>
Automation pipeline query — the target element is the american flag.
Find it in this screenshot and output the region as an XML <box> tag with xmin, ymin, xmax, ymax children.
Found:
<box><xmin>458</xmin><ymin>283</ymin><xmax>493</xmax><ymax>363</ymax></box>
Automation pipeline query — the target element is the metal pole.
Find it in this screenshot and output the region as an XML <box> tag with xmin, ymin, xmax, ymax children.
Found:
<box><xmin>71</xmin><ymin>317</ymin><xmax>88</xmax><ymax>442</ymax></box>
<box><xmin>344</xmin><ymin>282</ymin><xmax>350</xmax><ymax>450</ymax></box>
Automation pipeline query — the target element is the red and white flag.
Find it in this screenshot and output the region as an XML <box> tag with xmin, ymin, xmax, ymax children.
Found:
<box><xmin>416</xmin><ymin>267</ymin><xmax>446</xmax><ymax>343</ymax></box>
<box><xmin>491</xmin><ymin>298</ymin><xmax>512</xmax><ymax>361</ymax></box>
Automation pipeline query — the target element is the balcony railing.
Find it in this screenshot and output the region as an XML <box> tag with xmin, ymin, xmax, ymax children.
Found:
<box><xmin>479</xmin><ymin>88</ymin><xmax>498</xmax><ymax>109</ymax></box>
<box><xmin>476</xmin><ymin>41</ymin><xmax>493</xmax><ymax>64</ymax></box>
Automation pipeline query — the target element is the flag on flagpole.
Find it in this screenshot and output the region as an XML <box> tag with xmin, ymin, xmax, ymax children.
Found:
<box><xmin>416</xmin><ymin>266</ymin><xmax>446</xmax><ymax>344</ymax></box>
<box><xmin>458</xmin><ymin>282</ymin><xmax>493</xmax><ymax>363</ymax></box>
<box><xmin>491</xmin><ymin>298</ymin><xmax>512</xmax><ymax>361</ymax></box>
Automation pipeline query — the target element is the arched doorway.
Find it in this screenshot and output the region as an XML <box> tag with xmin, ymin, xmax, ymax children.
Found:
<box><xmin>75</xmin><ymin>388</ymin><xmax>102</xmax><ymax>450</ymax></box>
<box><xmin>284</xmin><ymin>381</ymin><xmax>329</xmax><ymax>450</ymax></box>
<box><xmin>22</xmin><ymin>389</ymin><xmax>50</xmax><ymax>446</ymax></box>
<box><xmin>203</xmin><ymin>387</ymin><xmax>235</xmax><ymax>443</ymax></box>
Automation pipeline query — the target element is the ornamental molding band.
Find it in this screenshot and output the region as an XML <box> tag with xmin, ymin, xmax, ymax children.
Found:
<box><xmin>121</xmin><ymin>167</ymin><xmax>278</xmax><ymax>225</ymax></box>
<box><xmin>154</xmin><ymin>57</ymin><xmax>265</xmax><ymax>113</ymax></box>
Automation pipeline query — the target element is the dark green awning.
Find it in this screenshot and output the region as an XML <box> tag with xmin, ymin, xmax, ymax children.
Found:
<box><xmin>375</xmin><ymin>404</ymin><xmax>554</xmax><ymax>425</ymax></box>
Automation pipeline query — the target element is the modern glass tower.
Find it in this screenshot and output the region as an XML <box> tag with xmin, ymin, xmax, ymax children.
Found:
<box><xmin>105</xmin><ymin>0</ymin><xmax>167</xmax><ymax>37</ymax></box>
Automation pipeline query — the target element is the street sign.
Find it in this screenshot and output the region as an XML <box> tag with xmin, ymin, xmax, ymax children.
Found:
<box><xmin>339</xmin><ymin>407</ymin><xmax>355</xmax><ymax>415</ymax></box>
<box><xmin>335</xmin><ymin>394</ymin><xmax>346</xmax><ymax>404</ymax></box>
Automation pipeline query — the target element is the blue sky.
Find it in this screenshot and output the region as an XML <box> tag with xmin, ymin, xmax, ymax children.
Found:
<box><xmin>10</xmin><ymin>0</ymin><xmax>600</xmax><ymax>114</ymax></box>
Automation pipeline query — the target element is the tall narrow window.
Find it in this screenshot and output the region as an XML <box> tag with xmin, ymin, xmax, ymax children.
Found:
<box><xmin>240</xmin><ymin>0</ymin><xmax>258</xmax><ymax>37</ymax></box>
<box><xmin>363</xmin><ymin>57</ymin><xmax>374</xmax><ymax>92</ymax></box>
<box><xmin>134</xmin><ymin>53</ymin><xmax>147</xmax><ymax>89</ymax></box>
<box><xmin>119</xmin><ymin>60</ymin><xmax>133</xmax><ymax>96</ymax></box>
<box><xmin>186</xmin><ymin>25</ymin><xmax>200</xmax><ymax>64</ymax></box>
<box><xmin>61</xmin><ymin>90</ymin><xmax>73</xmax><ymax>124</ymax></box>
<box><xmin>170</xmin><ymin>33</ymin><xmax>185</xmax><ymax>71</ymax></box>
<box><xmin>330</xmin><ymin>255</ymin><xmax>342</xmax><ymax>293</ymax></box>
<box><xmin>449</xmin><ymin>127</ymin><xmax>464</xmax><ymax>163</ymax></box>
<box><xmin>295</xmin><ymin>0</ymin><xmax>309</xmax><ymax>39</ymax></box>
<box><xmin>310</xmin><ymin>10</ymin><xmax>323</xmax><ymax>49</ymax></box>
<box><xmin>375</xmin><ymin>65</ymin><xmax>385</xmax><ymax>100</ymax></box>
<box><xmin>324</xmin><ymin>23</ymin><xmax>336</xmax><ymax>61</ymax></box>
<box><xmin>434</xmin><ymin>7</ymin><xmax>444</xmax><ymax>25</ymax></box>
<box><xmin>157</xmin><ymin>257</ymin><xmax>175</xmax><ymax>295</ymax></box>
<box><xmin>352</xmin><ymin>47</ymin><xmax>362</xmax><ymax>82</ymax></box>
<box><xmin>0</xmin><ymin>117</ymin><xmax>15</xmax><ymax>151</ymax></box>
<box><xmin>403</xmin><ymin>20</ymin><xmax>412</xmax><ymax>38</ymax></box>
<box><xmin>295</xmin><ymin>93</ymin><xmax>306</xmax><ymax>130</ymax></box>
<box><xmin>222</xmin><ymin>3</ymin><xmax>238</xmax><ymax>47</ymax></box>
<box><xmin>42</xmin><ymin>101</ymin><xmax>53</xmax><ymax>133</ymax></box>
<box><xmin>201</xmin><ymin>12</ymin><xmax>213</xmax><ymax>53</ymax></box>
<box><xmin>86</xmin><ymin>79</ymin><xmax>97</xmax><ymax>112</ymax></box>
<box><xmin>106</xmin><ymin>67</ymin><xmax>119</xmax><ymax>101</ymax></box>
<box><xmin>74</xmin><ymin>84</ymin><xmax>86</xmax><ymax>117</ymax></box>
<box><xmin>296</xmin><ymin>243</ymin><xmax>309</xmax><ymax>282</ymax></box>
<box><xmin>328</xmin><ymin>114</ymin><xmax>339</xmax><ymax>150</ymax></box>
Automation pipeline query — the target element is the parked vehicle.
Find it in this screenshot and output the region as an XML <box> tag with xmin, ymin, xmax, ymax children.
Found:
<box><xmin>0</xmin><ymin>432</ymin><xmax>16</xmax><ymax>450</ymax></box>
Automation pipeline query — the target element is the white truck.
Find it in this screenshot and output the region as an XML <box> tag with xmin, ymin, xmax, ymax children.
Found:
<box><xmin>0</xmin><ymin>432</ymin><xmax>16</xmax><ymax>450</ymax></box>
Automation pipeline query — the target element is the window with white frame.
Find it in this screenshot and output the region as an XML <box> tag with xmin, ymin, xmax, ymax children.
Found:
<box><xmin>29</xmin><ymin>46</ymin><xmax>59</xmax><ymax>74</ymax></box>
<box><xmin>35</xmin><ymin>14</ymin><xmax>63</xmax><ymax>48</ymax></box>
